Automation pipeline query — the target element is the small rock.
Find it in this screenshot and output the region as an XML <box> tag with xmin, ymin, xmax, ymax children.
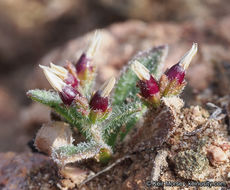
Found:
<box><xmin>0</xmin><ymin>152</ymin><xmax>57</xmax><ymax>189</ymax></box>
<box><xmin>34</xmin><ymin>121</ymin><xmax>73</xmax><ymax>156</ymax></box>
<box><xmin>59</xmin><ymin>166</ymin><xmax>89</xmax><ymax>187</ymax></box>
<box><xmin>207</xmin><ymin>145</ymin><xmax>227</xmax><ymax>165</ymax></box>
<box><xmin>59</xmin><ymin>179</ymin><xmax>75</xmax><ymax>190</ymax></box>
<box><xmin>228</xmin><ymin>172</ymin><xmax>230</xmax><ymax>179</ymax></box>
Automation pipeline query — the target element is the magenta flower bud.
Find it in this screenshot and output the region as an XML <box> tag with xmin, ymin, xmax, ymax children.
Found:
<box><xmin>65</xmin><ymin>73</ymin><xmax>79</xmax><ymax>88</ymax></box>
<box><xmin>138</xmin><ymin>75</ymin><xmax>160</xmax><ymax>98</ymax></box>
<box><xmin>39</xmin><ymin>65</ymin><xmax>80</xmax><ymax>105</ymax></box>
<box><xmin>49</xmin><ymin>63</ymin><xmax>79</xmax><ymax>88</ymax></box>
<box><xmin>132</xmin><ymin>61</ymin><xmax>159</xmax><ymax>95</ymax></box>
<box><xmin>131</xmin><ymin>61</ymin><xmax>160</xmax><ymax>107</ymax></box>
<box><xmin>165</xmin><ymin>63</ymin><xmax>185</xmax><ymax>84</ymax></box>
<box><xmin>89</xmin><ymin>77</ymin><xmax>115</xmax><ymax>112</ymax></box>
<box><xmin>160</xmin><ymin>43</ymin><xmax>198</xmax><ymax>97</ymax></box>
<box><xmin>75</xmin><ymin>30</ymin><xmax>101</xmax><ymax>82</ymax></box>
<box><xmin>166</xmin><ymin>43</ymin><xmax>198</xmax><ymax>84</ymax></box>
<box><xmin>76</xmin><ymin>53</ymin><xmax>88</xmax><ymax>74</ymax></box>
<box><xmin>75</xmin><ymin>54</ymin><xmax>94</xmax><ymax>82</ymax></box>
<box><xmin>89</xmin><ymin>91</ymin><xmax>108</xmax><ymax>112</ymax></box>
<box><xmin>59</xmin><ymin>85</ymin><xmax>79</xmax><ymax>105</ymax></box>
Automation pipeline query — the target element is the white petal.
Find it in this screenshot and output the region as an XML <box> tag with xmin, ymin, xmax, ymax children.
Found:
<box><xmin>39</xmin><ymin>65</ymin><xmax>65</xmax><ymax>92</ymax></box>
<box><xmin>50</xmin><ymin>62</ymin><xmax>68</xmax><ymax>80</ymax></box>
<box><xmin>86</xmin><ymin>30</ymin><xmax>102</xmax><ymax>59</ymax></box>
<box><xmin>131</xmin><ymin>60</ymin><xmax>150</xmax><ymax>81</ymax></box>
<box><xmin>100</xmin><ymin>77</ymin><xmax>116</xmax><ymax>97</ymax></box>
<box><xmin>179</xmin><ymin>43</ymin><xmax>198</xmax><ymax>70</ymax></box>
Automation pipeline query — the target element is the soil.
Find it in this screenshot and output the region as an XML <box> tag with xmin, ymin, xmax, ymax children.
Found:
<box><xmin>10</xmin><ymin>93</ymin><xmax>230</xmax><ymax>190</ymax></box>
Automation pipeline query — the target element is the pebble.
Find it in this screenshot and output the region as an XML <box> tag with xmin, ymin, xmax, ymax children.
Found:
<box><xmin>207</xmin><ymin>145</ymin><xmax>227</xmax><ymax>163</ymax></box>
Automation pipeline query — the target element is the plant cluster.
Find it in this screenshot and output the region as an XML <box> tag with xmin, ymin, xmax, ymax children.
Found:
<box><xmin>27</xmin><ymin>30</ymin><xmax>197</xmax><ymax>165</ymax></box>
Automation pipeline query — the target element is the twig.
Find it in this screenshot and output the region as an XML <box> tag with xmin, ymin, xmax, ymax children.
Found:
<box><xmin>80</xmin><ymin>155</ymin><xmax>131</xmax><ymax>187</ymax></box>
<box><xmin>206</xmin><ymin>102</ymin><xmax>225</xmax><ymax>120</ymax></box>
<box><xmin>184</xmin><ymin>127</ymin><xmax>203</xmax><ymax>136</ymax></box>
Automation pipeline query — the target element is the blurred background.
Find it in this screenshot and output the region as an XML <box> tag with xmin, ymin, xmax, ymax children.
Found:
<box><xmin>0</xmin><ymin>0</ymin><xmax>230</xmax><ymax>152</ymax></box>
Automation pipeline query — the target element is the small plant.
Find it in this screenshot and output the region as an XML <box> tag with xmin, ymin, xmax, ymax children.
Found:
<box><xmin>27</xmin><ymin>30</ymin><xmax>197</xmax><ymax>166</ymax></box>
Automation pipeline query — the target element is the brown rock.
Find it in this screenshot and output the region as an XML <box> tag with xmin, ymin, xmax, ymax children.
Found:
<box><xmin>19</xmin><ymin>102</ymin><xmax>50</xmax><ymax>130</ymax></box>
<box><xmin>97</xmin><ymin>0</ymin><xmax>230</xmax><ymax>22</ymax></box>
<box><xmin>207</xmin><ymin>145</ymin><xmax>228</xmax><ymax>165</ymax></box>
<box><xmin>0</xmin><ymin>152</ymin><xmax>58</xmax><ymax>189</ymax></box>
<box><xmin>34</xmin><ymin>121</ymin><xmax>73</xmax><ymax>156</ymax></box>
<box><xmin>219</xmin><ymin>15</ymin><xmax>230</xmax><ymax>43</ymax></box>
<box><xmin>28</xmin><ymin>19</ymin><xmax>230</xmax><ymax>92</ymax></box>
<box><xmin>133</xmin><ymin>96</ymin><xmax>183</xmax><ymax>147</ymax></box>
<box><xmin>59</xmin><ymin>166</ymin><xmax>89</xmax><ymax>188</ymax></box>
<box><xmin>0</xmin><ymin>0</ymin><xmax>83</xmax><ymax>63</ymax></box>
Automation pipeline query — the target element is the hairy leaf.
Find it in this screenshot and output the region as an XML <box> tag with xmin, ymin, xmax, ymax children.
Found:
<box><xmin>119</xmin><ymin>106</ymin><xmax>147</xmax><ymax>141</ymax></box>
<box><xmin>112</xmin><ymin>45</ymin><xmax>168</xmax><ymax>106</ymax></box>
<box><xmin>102</xmin><ymin>102</ymin><xmax>141</xmax><ymax>147</ymax></box>
<box><xmin>111</xmin><ymin>45</ymin><xmax>168</xmax><ymax>143</ymax></box>
<box><xmin>52</xmin><ymin>140</ymin><xmax>101</xmax><ymax>165</ymax></box>
<box><xmin>27</xmin><ymin>89</ymin><xmax>89</xmax><ymax>137</ymax></box>
<box><xmin>27</xmin><ymin>89</ymin><xmax>62</xmax><ymax>105</ymax></box>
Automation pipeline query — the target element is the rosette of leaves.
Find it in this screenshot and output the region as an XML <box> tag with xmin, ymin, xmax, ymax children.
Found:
<box><xmin>27</xmin><ymin>31</ymin><xmax>169</xmax><ymax>165</ymax></box>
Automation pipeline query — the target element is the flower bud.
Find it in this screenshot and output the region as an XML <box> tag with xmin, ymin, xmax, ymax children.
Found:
<box><xmin>160</xmin><ymin>43</ymin><xmax>198</xmax><ymax>97</ymax></box>
<box><xmin>165</xmin><ymin>43</ymin><xmax>198</xmax><ymax>84</ymax></box>
<box><xmin>75</xmin><ymin>30</ymin><xmax>101</xmax><ymax>82</ymax></box>
<box><xmin>40</xmin><ymin>65</ymin><xmax>80</xmax><ymax>105</ymax></box>
<box><xmin>75</xmin><ymin>53</ymin><xmax>93</xmax><ymax>81</ymax></box>
<box><xmin>60</xmin><ymin>85</ymin><xmax>79</xmax><ymax>105</ymax></box>
<box><xmin>95</xmin><ymin>148</ymin><xmax>111</xmax><ymax>164</ymax></box>
<box><xmin>138</xmin><ymin>76</ymin><xmax>160</xmax><ymax>98</ymax></box>
<box><xmin>89</xmin><ymin>91</ymin><xmax>108</xmax><ymax>112</ymax></box>
<box><xmin>65</xmin><ymin>73</ymin><xmax>79</xmax><ymax>88</ymax></box>
<box><xmin>131</xmin><ymin>61</ymin><xmax>160</xmax><ymax>107</ymax></box>
<box><xmin>89</xmin><ymin>77</ymin><xmax>115</xmax><ymax>112</ymax></box>
<box><xmin>165</xmin><ymin>63</ymin><xmax>185</xmax><ymax>84</ymax></box>
<box><xmin>50</xmin><ymin>63</ymin><xmax>78</xmax><ymax>88</ymax></box>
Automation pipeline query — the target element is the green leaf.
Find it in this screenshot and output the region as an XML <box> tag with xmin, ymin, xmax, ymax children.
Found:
<box><xmin>27</xmin><ymin>89</ymin><xmax>62</xmax><ymax>106</ymax></box>
<box><xmin>112</xmin><ymin>45</ymin><xmax>168</xmax><ymax>106</ymax></box>
<box><xmin>111</xmin><ymin>45</ymin><xmax>168</xmax><ymax>143</ymax></box>
<box><xmin>52</xmin><ymin>140</ymin><xmax>101</xmax><ymax>164</ymax></box>
<box><xmin>102</xmin><ymin>102</ymin><xmax>141</xmax><ymax>147</ymax></box>
<box><xmin>55</xmin><ymin>141</ymin><xmax>100</xmax><ymax>157</ymax></box>
<box><xmin>119</xmin><ymin>106</ymin><xmax>147</xmax><ymax>141</ymax></box>
<box><xmin>27</xmin><ymin>89</ymin><xmax>89</xmax><ymax>137</ymax></box>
